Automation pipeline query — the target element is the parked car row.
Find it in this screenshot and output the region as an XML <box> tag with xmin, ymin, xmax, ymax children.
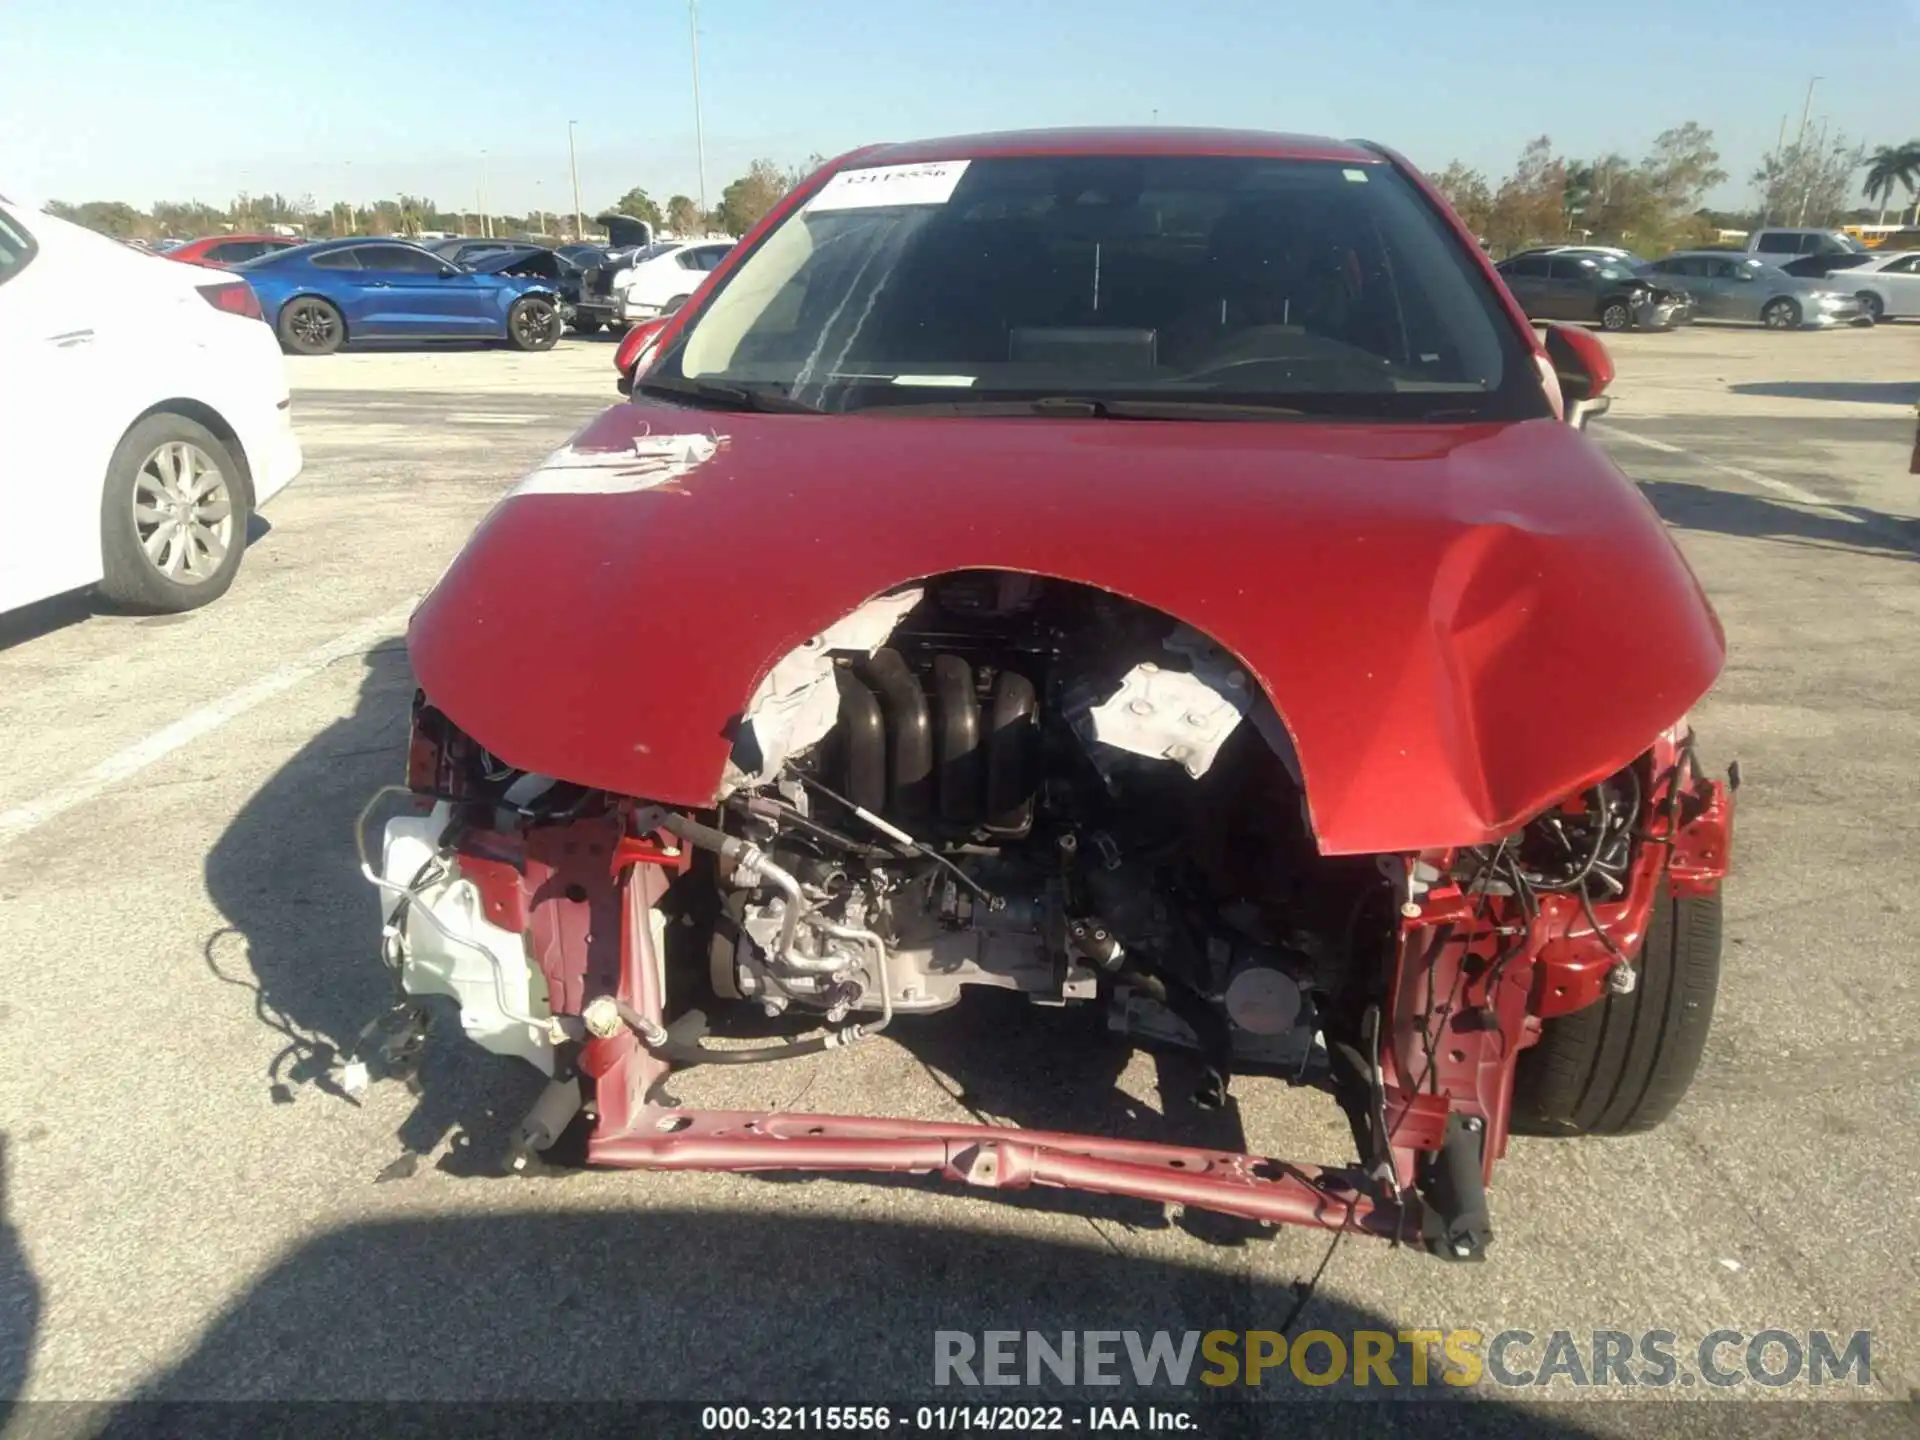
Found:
<box><xmin>1495</xmin><ymin>241</ymin><xmax>1884</xmax><ymax>330</ymax></box>
<box><xmin>1495</xmin><ymin>250</ymin><xmax>1692</xmax><ymax>331</ymax></box>
<box><xmin>1776</xmin><ymin>249</ymin><xmax>1920</xmax><ymax>322</ymax></box>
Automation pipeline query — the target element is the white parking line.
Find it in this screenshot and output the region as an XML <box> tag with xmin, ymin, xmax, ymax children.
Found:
<box><xmin>0</xmin><ymin>599</ymin><xmax>419</xmax><ymax>852</ymax></box>
<box><xmin>1598</xmin><ymin>422</ymin><xmax>1862</xmax><ymax>521</ymax></box>
<box><xmin>443</xmin><ymin>412</ymin><xmax>543</xmax><ymax>425</ymax></box>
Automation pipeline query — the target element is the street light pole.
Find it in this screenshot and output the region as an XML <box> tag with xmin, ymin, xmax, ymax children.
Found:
<box><xmin>480</xmin><ymin>149</ymin><xmax>491</xmax><ymax>238</ymax></box>
<box><xmin>1796</xmin><ymin>76</ymin><xmax>1821</xmax><ymax>148</ymax></box>
<box><xmin>690</xmin><ymin>0</ymin><xmax>708</xmax><ymax>221</ymax></box>
<box><xmin>568</xmin><ymin>119</ymin><xmax>584</xmax><ymax>241</ymax></box>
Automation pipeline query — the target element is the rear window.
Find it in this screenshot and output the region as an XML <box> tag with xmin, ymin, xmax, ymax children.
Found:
<box><xmin>659</xmin><ymin>153</ymin><xmax>1543</xmax><ymax>422</ymax></box>
<box><xmin>207</xmin><ymin>240</ymin><xmax>272</xmax><ymax>263</ymax></box>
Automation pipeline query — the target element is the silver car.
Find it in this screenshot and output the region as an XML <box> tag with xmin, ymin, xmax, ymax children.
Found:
<box><xmin>1641</xmin><ymin>251</ymin><xmax>1867</xmax><ymax>328</ymax></box>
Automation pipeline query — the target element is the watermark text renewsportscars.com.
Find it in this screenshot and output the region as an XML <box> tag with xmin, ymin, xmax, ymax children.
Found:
<box><xmin>933</xmin><ymin>1329</ymin><xmax>1874</xmax><ymax>1390</ymax></box>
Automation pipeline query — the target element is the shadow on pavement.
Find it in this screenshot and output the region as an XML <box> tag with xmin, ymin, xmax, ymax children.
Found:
<box><xmin>0</xmin><ymin>1137</ymin><xmax>37</xmax><ymax>1404</ymax></box>
<box><xmin>0</xmin><ymin>516</ymin><xmax>276</xmax><ymax>654</ymax></box>
<box><xmin>203</xmin><ymin>644</ymin><xmax>541</xmax><ymax>1176</ymax></box>
<box><xmin>86</xmin><ymin>1208</ymin><xmax>1595</xmax><ymax>1434</ymax></box>
<box><xmin>1729</xmin><ymin>380</ymin><xmax>1920</xmax><ymax>407</ymax></box>
<box><xmin>1639</xmin><ymin>479</ymin><xmax>1920</xmax><ymax>560</ymax></box>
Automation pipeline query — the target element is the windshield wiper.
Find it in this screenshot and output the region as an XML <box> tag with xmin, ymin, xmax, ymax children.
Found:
<box><xmin>858</xmin><ymin>395</ymin><xmax>1308</xmax><ymax>420</ymax></box>
<box><xmin>636</xmin><ymin>378</ymin><xmax>821</xmax><ymax>414</ymax></box>
<box><xmin>1026</xmin><ymin>396</ymin><xmax>1306</xmax><ymax>420</ymax></box>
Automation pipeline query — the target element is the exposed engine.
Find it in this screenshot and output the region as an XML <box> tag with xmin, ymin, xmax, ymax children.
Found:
<box><xmin>703</xmin><ymin>572</ymin><xmax>1376</xmax><ymax>1089</ymax></box>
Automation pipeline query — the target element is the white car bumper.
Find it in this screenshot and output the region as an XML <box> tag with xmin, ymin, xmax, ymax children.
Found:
<box><xmin>615</xmin><ymin>294</ymin><xmax>663</xmax><ymax>323</ymax></box>
<box><xmin>244</xmin><ymin>401</ymin><xmax>304</xmax><ymax>507</ymax></box>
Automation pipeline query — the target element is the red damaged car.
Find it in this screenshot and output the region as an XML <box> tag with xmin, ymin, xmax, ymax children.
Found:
<box><xmin>368</xmin><ymin>129</ymin><xmax>1735</xmax><ymax>1260</ymax></box>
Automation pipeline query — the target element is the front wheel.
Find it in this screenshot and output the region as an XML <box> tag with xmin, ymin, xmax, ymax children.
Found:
<box><xmin>506</xmin><ymin>296</ymin><xmax>562</xmax><ymax>351</ymax></box>
<box><xmin>1857</xmin><ymin>292</ymin><xmax>1884</xmax><ymax>324</ymax></box>
<box><xmin>277</xmin><ymin>296</ymin><xmax>344</xmax><ymax>355</ymax></box>
<box><xmin>98</xmin><ymin>414</ymin><xmax>253</xmax><ymax>612</ymax></box>
<box><xmin>1510</xmin><ymin>888</ymin><xmax>1722</xmax><ymax>1136</ymax></box>
<box><xmin>1761</xmin><ymin>297</ymin><xmax>1801</xmax><ymax>330</ymax></box>
<box><xmin>1599</xmin><ymin>300</ymin><xmax>1632</xmax><ymax>332</ymax></box>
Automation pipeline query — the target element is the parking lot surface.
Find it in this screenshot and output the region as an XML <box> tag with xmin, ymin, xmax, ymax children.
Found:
<box><xmin>1</xmin><ymin>326</ymin><xmax>1916</xmax><ymax>1431</ymax></box>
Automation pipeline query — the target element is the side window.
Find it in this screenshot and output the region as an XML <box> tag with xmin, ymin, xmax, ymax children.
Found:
<box><xmin>1505</xmin><ymin>255</ymin><xmax>1550</xmax><ymax>278</ymax></box>
<box><xmin>1755</xmin><ymin>233</ymin><xmax>1796</xmax><ymax>254</ymax></box>
<box><xmin>675</xmin><ymin>248</ymin><xmax>705</xmax><ymax>270</ymax></box>
<box><xmin>1546</xmin><ymin>257</ymin><xmax>1595</xmax><ymax>281</ymax></box>
<box><xmin>354</xmin><ymin>244</ymin><xmax>450</xmax><ymax>274</ymax></box>
<box><xmin>1884</xmin><ymin>255</ymin><xmax>1920</xmax><ymax>275</ymax></box>
<box><xmin>1706</xmin><ymin>259</ymin><xmax>1739</xmax><ymax>279</ymax></box>
<box><xmin>695</xmin><ymin>245</ymin><xmax>733</xmax><ymax>271</ymax></box>
<box><xmin>209</xmin><ymin>241</ymin><xmax>266</xmax><ymax>264</ymax></box>
<box><xmin>310</xmin><ymin>249</ymin><xmax>361</xmax><ymax>270</ymax></box>
<box><xmin>0</xmin><ymin>207</ymin><xmax>38</xmax><ymax>288</ymax></box>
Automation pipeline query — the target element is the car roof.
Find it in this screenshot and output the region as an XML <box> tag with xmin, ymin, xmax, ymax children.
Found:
<box><xmin>854</xmin><ymin>127</ymin><xmax>1384</xmax><ymax>167</ymax></box>
<box><xmin>242</xmin><ymin>235</ymin><xmax>438</xmax><ymax>266</ymax></box>
<box><xmin>180</xmin><ymin>232</ymin><xmax>296</xmax><ymax>247</ymax></box>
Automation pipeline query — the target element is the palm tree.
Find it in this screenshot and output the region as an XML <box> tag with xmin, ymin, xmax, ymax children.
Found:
<box><xmin>1863</xmin><ymin>141</ymin><xmax>1920</xmax><ymax>226</ymax></box>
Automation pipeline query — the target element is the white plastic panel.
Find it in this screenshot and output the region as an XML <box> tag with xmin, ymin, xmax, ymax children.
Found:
<box><xmin>380</xmin><ymin>808</ymin><xmax>554</xmax><ymax>1074</ymax></box>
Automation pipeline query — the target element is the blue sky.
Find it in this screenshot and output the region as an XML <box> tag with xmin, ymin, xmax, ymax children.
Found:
<box><xmin>3</xmin><ymin>0</ymin><xmax>1915</xmax><ymax>214</ymax></box>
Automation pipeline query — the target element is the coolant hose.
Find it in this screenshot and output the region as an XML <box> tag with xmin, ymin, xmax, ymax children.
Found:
<box><xmin>653</xmin><ymin>811</ymin><xmax>802</xmax><ymax>958</ymax></box>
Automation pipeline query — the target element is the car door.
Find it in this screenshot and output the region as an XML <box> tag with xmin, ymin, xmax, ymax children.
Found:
<box><xmin>348</xmin><ymin>243</ymin><xmax>492</xmax><ymax>336</ymax></box>
<box><xmin>1545</xmin><ymin>256</ymin><xmax>1601</xmax><ymax>320</ymax></box>
<box><xmin>0</xmin><ymin>205</ymin><xmax>112</xmax><ymax>611</ymax></box>
<box><xmin>1497</xmin><ymin>254</ymin><xmax>1551</xmax><ymax>317</ymax></box>
<box><xmin>1680</xmin><ymin>258</ymin><xmax>1733</xmax><ymax>320</ymax></box>
<box><xmin>1865</xmin><ymin>253</ymin><xmax>1920</xmax><ymax>317</ymax></box>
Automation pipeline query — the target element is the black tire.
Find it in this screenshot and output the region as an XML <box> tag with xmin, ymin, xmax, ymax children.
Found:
<box><xmin>276</xmin><ymin>296</ymin><xmax>344</xmax><ymax>355</ymax></box>
<box><xmin>505</xmin><ymin>295</ymin><xmax>561</xmax><ymax>351</ymax></box>
<box><xmin>662</xmin><ymin>293</ymin><xmax>692</xmax><ymax>316</ymax></box>
<box><xmin>1857</xmin><ymin>292</ymin><xmax>1884</xmax><ymax>324</ymax></box>
<box><xmin>98</xmin><ymin>413</ymin><xmax>253</xmax><ymax>612</ymax></box>
<box><xmin>1511</xmin><ymin>888</ymin><xmax>1721</xmax><ymax>1136</ymax></box>
<box><xmin>1760</xmin><ymin>297</ymin><xmax>1801</xmax><ymax>330</ymax></box>
<box><xmin>1599</xmin><ymin>300</ymin><xmax>1633</xmax><ymax>332</ymax></box>
<box><xmin>569</xmin><ymin>316</ymin><xmax>604</xmax><ymax>335</ymax></box>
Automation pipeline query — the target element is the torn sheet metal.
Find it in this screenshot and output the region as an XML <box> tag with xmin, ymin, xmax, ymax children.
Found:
<box><xmin>1077</xmin><ymin>624</ymin><xmax>1252</xmax><ymax>779</ymax></box>
<box><xmin>722</xmin><ymin>587</ymin><xmax>925</xmax><ymax>793</ymax></box>
<box><xmin>510</xmin><ymin>430</ymin><xmax>724</xmax><ymax>498</ymax></box>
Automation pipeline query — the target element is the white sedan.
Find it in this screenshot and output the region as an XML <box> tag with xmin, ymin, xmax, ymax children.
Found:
<box><xmin>612</xmin><ymin>240</ymin><xmax>735</xmax><ymax>323</ymax></box>
<box><xmin>1838</xmin><ymin>251</ymin><xmax>1920</xmax><ymax>323</ymax></box>
<box><xmin>0</xmin><ymin>194</ymin><xmax>301</xmax><ymax>617</ymax></box>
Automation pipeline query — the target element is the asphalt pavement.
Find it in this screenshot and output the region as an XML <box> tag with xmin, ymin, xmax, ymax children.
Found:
<box><xmin>0</xmin><ymin>328</ymin><xmax>1915</xmax><ymax>1434</ymax></box>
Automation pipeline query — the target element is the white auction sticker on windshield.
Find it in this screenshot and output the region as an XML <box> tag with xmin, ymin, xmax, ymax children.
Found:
<box><xmin>805</xmin><ymin>160</ymin><xmax>971</xmax><ymax>213</ymax></box>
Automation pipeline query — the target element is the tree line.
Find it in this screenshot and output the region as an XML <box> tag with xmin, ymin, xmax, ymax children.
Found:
<box><xmin>42</xmin><ymin>154</ymin><xmax>830</xmax><ymax>245</ymax></box>
<box><xmin>1431</xmin><ymin>123</ymin><xmax>1920</xmax><ymax>258</ymax></box>
<box><xmin>40</xmin><ymin>134</ymin><xmax>1920</xmax><ymax>251</ymax></box>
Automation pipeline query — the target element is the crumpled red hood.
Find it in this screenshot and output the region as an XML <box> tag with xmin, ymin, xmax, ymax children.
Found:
<box><xmin>409</xmin><ymin>401</ymin><xmax>1723</xmax><ymax>855</ymax></box>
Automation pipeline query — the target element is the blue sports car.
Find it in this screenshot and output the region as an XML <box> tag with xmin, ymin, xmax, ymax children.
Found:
<box><xmin>235</xmin><ymin>238</ymin><xmax>564</xmax><ymax>355</ymax></box>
